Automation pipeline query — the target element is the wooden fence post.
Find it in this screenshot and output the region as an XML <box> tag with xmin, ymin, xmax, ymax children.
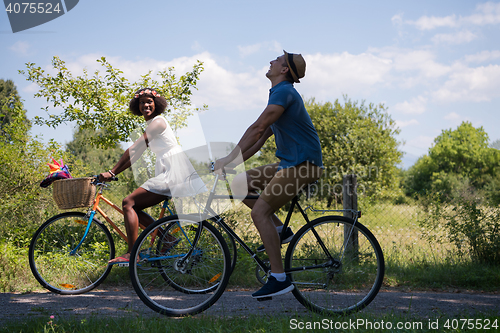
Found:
<box><xmin>343</xmin><ymin>174</ymin><xmax>359</xmax><ymax>255</ymax></box>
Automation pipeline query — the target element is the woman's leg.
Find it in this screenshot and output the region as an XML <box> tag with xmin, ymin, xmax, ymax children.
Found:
<box><xmin>109</xmin><ymin>187</ymin><xmax>167</xmax><ymax>263</ymax></box>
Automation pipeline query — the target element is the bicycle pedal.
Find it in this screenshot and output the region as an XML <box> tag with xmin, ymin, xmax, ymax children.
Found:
<box><xmin>257</xmin><ymin>297</ymin><xmax>272</xmax><ymax>302</ymax></box>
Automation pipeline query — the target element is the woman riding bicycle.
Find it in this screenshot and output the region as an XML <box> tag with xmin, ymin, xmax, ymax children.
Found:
<box><xmin>99</xmin><ymin>88</ymin><xmax>205</xmax><ymax>265</ymax></box>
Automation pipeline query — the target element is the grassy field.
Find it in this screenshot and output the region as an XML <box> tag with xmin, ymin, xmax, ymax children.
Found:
<box><xmin>2</xmin><ymin>310</ymin><xmax>499</xmax><ymax>332</ymax></box>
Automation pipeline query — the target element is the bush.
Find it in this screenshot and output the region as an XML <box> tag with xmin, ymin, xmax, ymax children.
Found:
<box><xmin>420</xmin><ymin>193</ymin><xmax>500</xmax><ymax>264</ymax></box>
<box><xmin>0</xmin><ymin>138</ymin><xmax>73</xmax><ymax>244</ymax></box>
<box><xmin>0</xmin><ymin>92</ymin><xmax>73</xmax><ymax>243</ymax></box>
<box><xmin>447</xmin><ymin>199</ymin><xmax>500</xmax><ymax>264</ymax></box>
<box><xmin>0</xmin><ymin>242</ymin><xmax>32</xmax><ymax>292</ymax></box>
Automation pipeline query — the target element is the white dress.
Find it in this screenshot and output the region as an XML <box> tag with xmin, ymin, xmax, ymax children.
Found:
<box><xmin>140</xmin><ymin>115</ymin><xmax>206</xmax><ymax>197</ymax></box>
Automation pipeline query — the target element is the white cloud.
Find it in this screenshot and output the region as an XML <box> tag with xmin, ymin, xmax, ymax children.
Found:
<box><xmin>370</xmin><ymin>47</ymin><xmax>450</xmax><ymax>88</ymax></box>
<box><xmin>431</xmin><ymin>30</ymin><xmax>477</xmax><ymax>45</ymax></box>
<box><xmin>391</xmin><ymin>13</ymin><xmax>410</xmax><ymax>39</ymax></box>
<box><xmin>9</xmin><ymin>41</ymin><xmax>30</xmax><ymax>56</ymax></box>
<box><xmin>410</xmin><ymin>14</ymin><xmax>458</xmax><ymax>30</ymax></box>
<box><xmin>464</xmin><ymin>50</ymin><xmax>500</xmax><ymax>63</ymax></box>
<box><xmin>238</xmin><ymin>41</ymin><xmax>282</xmax><ymax>58</ymax></box>
<box><xmin>393</xmin><ymin>96</ymin><xmax>427</xmax><ymax>114</ymax></box>
<box><xmin>238</xmin><ymin>44</ymin><xmax>262</xmax><ymax>57</ymax></box>
<box><xmin>464</xmin><ymin>2</ymin><xmax>500</xmax><ymax>26</ymax></box>
<box><xmin>443</xmin><ymin>112</ymin><xmax>472</xmax><ymax>128</ymax></box>
<box><xmin>433</xmin><ymin>64</ymin><xmax>500</xmax><ymax>102</ymax></box>
<box><xmin>391</xmin><ymin>13</ymin><xmax>404</xmax><ymax>27</ymax></box>
<box><xmin>301</xmin><ymin>52</ymin><xmax>392</xmax><ymax>100</ymax></box>
<box><xmin>191</xmin><ymin>53</ymin><xmax>268</xmax><ymax>111</ymax></box>
<box><xmin>396</xmin><ymin>119</ymin><xmax>419</xmax><ymax>128</ymax></box>
<box><xmin>404</xmin><ymin>2</ymin><xmax>500</xmax><ymax>30</ymax></box>
<box><xmin>22</xmin><ymin>82</ymin><xmax>39</xmax><ymax>94</ymax></box>
<box><xmin>444</xmin><ymin>112</ymin><xmax>462</xmax><ymax>121</ymax></box>
<box><xmin>191</xmin><ymin>41</ymin><xmax>204</xmax><ymax>52</ymax></box>
<box><xmin>406</xmin><ymin>135</ymin><xmax>435</xmax><ymax>152</ymax></box>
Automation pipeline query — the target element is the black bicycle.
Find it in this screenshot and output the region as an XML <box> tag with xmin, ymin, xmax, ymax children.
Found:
<box><xmin>128</xmin><ymin>168</ymin><xmax>385</xmax><ymax>317</ymax></box>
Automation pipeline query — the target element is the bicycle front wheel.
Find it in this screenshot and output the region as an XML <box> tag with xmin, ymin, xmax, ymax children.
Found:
<box><xmin>28</xmin><ymin>212</ymin><xmax>115</xmax><ymax>295</ymax></box>
<box><xmin>211</xmin><ymin>217</ymin><xmax>238</xmax><ymax>275</ymax></box>
<box><xmin>285</xmin><ymin>216</ymin><xmax>384</xmax><ymax>315</ymax></box>
<box><xmin>129</xmin><ymin>215</ymin><xmax>230</xmax><ymax>316</ymax></box>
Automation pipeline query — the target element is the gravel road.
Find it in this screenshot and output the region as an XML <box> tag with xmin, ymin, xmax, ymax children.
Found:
<box><xmin>1</xmin><ymin>286</ymin><xmax>499</xmax><ymax>324</ymax></box>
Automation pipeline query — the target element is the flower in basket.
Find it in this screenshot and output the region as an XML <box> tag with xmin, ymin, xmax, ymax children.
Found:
<box><xmin>40</xmin><ymin>157</ymin><xmax>73</xmax><ymax>188</ymax></box>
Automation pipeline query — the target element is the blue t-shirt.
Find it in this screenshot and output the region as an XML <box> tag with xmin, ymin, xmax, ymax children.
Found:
<box><xmin>268</xmin><ymin>81</ymin><xmax>323</xmax><ymax>169</ymax></box>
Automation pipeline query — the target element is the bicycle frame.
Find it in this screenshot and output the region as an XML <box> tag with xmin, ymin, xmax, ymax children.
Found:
<box><xmin>181</xmin><ymin>173</ymin><xmax>362</xmax><ymax>276</ymax></box>
<box><xmin>71</xmin><ymin>179</ymin><xmax>172</xmax><ymax>255</ymax></box>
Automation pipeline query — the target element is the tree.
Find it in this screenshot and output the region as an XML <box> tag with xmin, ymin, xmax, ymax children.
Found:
<box><xmin>257</xmin><ymin>97</ymin><xmax>404</xmax><ymax>204</ymax></box>
<box><xmin>430</xmin><ymin>122</ymin><xmax>495</xmax><ymax>178</ymax></box>
<box><xmin>19</xmin><ymin>56</ymin><xmax>205</xmax><ymax>148</ymax></box>
<box><xmin>0</xmin><ymin>81</ymin><xmax>67</xmax><ymax>241</ymax></box>
<box><xmin>0</xmin><ymin>79</ymin><xmax>30</xmax><ymax>143</ymax></box>
<box><xmin>66</xmin><ymin>126</ymin><xmax>125</xmax><ymax>173</ymax></box>
<box><xmin>404</xmin><ymin>121</ymin><xmax>500</xmax><ymax>202</ymax></box>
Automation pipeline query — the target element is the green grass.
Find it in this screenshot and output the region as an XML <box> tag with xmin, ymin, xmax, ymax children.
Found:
<box><xmin>2</xmin><ymin>311</ymin><xmax>498</xmax><ymax>332</ymax></box>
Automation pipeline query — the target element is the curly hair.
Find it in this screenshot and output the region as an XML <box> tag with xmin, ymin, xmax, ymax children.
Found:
<box><xmin>129</xmin><ymin>88</ymin><xmax>168</xmax><ymax>116</ymax></box>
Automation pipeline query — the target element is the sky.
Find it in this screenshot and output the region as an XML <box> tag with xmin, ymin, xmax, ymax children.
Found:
<box><xmin>1</xmin><ymin>0</ymin><xmax>500</xmax><ymax>168</ymax></box>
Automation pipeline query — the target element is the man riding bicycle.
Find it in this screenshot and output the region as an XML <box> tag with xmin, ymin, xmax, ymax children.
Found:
<box><xmin>214</xmin><ymin>50</ymin><xmax>323</xmax><ymax>299</ymax></box>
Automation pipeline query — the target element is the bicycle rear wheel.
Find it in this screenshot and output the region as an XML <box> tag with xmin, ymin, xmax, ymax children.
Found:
<box><xmin>129</xmin><ymin>215</ymin><xmax>230</xmax><ymax>316</ymax></box>
<box><xmin>28</xmin><ymin>212</ymin><xmax>115</xmax><ymax>295</ymax></box>
<box><xmin>285</xmin><ymin>216</ymin><xmax>384</xmax><ymax>315</ymax></box>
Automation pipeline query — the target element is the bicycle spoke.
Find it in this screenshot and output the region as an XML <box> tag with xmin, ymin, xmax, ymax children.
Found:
<box><xmin>29</xmin><ymin>212</ymin><xmax>114</xmax><ymax>295</ymax></box>
<box><xmin>285</xmin><ymin>216</ymin><xmax>384</xmax><ymax>315</ymax></box>
<box><xmin>129</xmin><ymin>215</ymin><xmax>230</xmax><ymax>316</ymax></box>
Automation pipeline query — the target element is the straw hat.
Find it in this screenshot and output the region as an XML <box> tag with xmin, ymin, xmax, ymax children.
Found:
<box><xmin>283</xmin><ymin>50</ymin><xmax>306</xmax><ymax>83</ymax></box>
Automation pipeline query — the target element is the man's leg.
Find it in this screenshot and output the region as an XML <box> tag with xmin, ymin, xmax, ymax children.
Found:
<box><xmin>234</xmin><ymin>164</ymin><xmax>291</xmax><ymax>236</ymax></box>
<box><xmin>251</xmin><ymin>198</ymin><xmax>284</xmax><ymax>273</ymax></box>
<box><xmin>250</xmin><ymin>197</ymin><xmax>294</xmax><ymax>298</ymax></box>
<box><xmin>250</xmin><ymin>162</ymin><xmax>323</xmax><ymax>297</ymax></box>
<box><xmin>243</xmin><ymin>189</ymin><xmax>294</xmax><ymax>252</ymax></box>
<box><xmin>244</xmin><ymin>199</ymin><xmax>282</xmax><ymax>226</ymax></box>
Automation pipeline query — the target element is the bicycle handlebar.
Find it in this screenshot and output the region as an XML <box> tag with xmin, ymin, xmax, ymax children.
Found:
<box><xmin>210</xmin><ymin>162</ymin><xmax>236</xmax><ymax>175</ymax></box>
<box><xmin>92</xmin><ymin>175</ymin><xmax>118</xmax><ymax>186</ymax></box>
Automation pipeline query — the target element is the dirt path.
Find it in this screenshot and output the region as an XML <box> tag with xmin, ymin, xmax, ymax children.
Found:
<box><xmin>1</xmin><ymin>287</ymin><xmax>499</xmax><ymax>324</ymax></box>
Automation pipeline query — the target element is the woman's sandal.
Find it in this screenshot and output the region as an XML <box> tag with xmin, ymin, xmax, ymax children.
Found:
<box><xmin>108</xmin><ymin>254</ymin><xmax>140</xmax><ymax>267</ymax></box>
<box><xmin>108</xmin><ymin>256</ymin><xmax>130</xmax><ymax>267</ymax></box>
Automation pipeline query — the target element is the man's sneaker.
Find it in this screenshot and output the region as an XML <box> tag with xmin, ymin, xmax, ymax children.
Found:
<box><xmin>251</xmin><ymin>276</ymin><xmax>294</xmax><ymax>299</ymax></box>
<box><xmin>256</xmin><ymin>227</ymin><xmax>294</xmax><ymax>253</ymax></box>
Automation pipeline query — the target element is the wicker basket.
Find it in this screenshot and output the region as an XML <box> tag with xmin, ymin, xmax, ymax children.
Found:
<box><xmin>53</xmin><ymin>177</ymin><xmax>96</xmax><ymax>210</ymax></box>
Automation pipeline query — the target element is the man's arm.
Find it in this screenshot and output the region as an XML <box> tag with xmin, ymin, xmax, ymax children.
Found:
<box><xmin>242</xmin><ymin>127</ymin><xmax>273</xmax><ymax>161</ymax></box>
<box><xmin>215</xmin><ymin>104</ymin><xmax>284</xmax><ymax>171</ymax></box>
